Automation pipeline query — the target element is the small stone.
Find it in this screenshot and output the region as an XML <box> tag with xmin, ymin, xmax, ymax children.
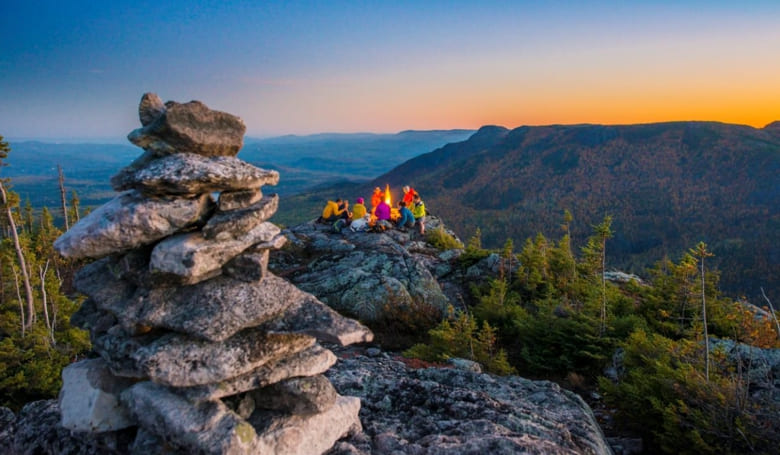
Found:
<box><xmin>252</xmin><ymin>375</ymin><xmax>338</xmax><ymax>415</ymax></box>
<box><xmin>138</xmin><ymin>93</ymin><xmax>166</xmax><ymax>126</ymax></box>
<box><xmin>127</xmin><ymin>98</ymin><xmax>246</xmax><ymax>157</ymax></box>
<box><xmin>203</xmin><ymin>195</ymin><xmax>279</xmax><ymax>241</ymax></box>
<box><xmin>223</xmin><ymin>250</ymin><xmax>270</xmax><ymax>283</ymax></box>
<box><xmin>219</xmin><ymin>188</ymin><xmax>264</xmax><ymax>211</ymax></box>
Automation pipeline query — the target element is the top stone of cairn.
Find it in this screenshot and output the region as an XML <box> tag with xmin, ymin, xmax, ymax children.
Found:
<box><xmin>128</xmin><ymin>93</ymin><xmax>246</xmax><ymax>157</ymax></box>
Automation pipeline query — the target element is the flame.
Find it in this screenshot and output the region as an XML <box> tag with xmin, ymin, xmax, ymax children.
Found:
<box><xmin>384</xmin><ymin>184</ymin><xmax>392</xmax><ymax>205</ymax></box>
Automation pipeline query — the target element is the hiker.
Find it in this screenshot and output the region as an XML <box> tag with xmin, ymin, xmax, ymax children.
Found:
<box><xmin>373</xmin><ymin>198</ymin><xmax>392</xmax><ymax>231</ymax></box>
<box><xmin>402</xmin><ymin>185</ymin><xmax>417</xmax><ymax>205</ymax></box>
<box><xmin>320</xmin><ymin>198</ymin><xmax>349</xmax><ymax>223</ymax></box>
<box><xmin>370</xmin><ymin>187</ymin><xmax>383</xmax><ymax>214</ymax></box>
<box><xmin>352</xmin><ymin>197</ymin><xmax>367</xmax><ymax>219</ymax></box>
<box><xmin>411</xmin><ymin>193</ymin><xmax>426</xmax><ymax>235</ymax></box>
<box><xmin>396</xmin><ymin>200</ymin><xmax>415</xmax><ymax>230</ymax></box>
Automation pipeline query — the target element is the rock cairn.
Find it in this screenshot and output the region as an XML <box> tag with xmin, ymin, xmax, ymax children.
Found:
<box><xmin>54</xmin><ymin>93</ymin><xmax>373</xmax><ymax>455</ymax></box>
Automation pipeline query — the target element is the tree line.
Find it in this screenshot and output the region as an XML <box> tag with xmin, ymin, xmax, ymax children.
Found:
<box><xmin>0</xmin><ymin>136</ymin><xmax>90</xmax><ymax>411</ymax></box>
<box><xmin>406</xmin><ymin>210</ymin><xmax>780</xmax><ymax>454</ymax></box>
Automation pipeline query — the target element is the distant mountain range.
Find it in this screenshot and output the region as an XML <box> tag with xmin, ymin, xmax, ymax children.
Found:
<box><xmin>0</xmin><ymin>129</ymin><xmax>474</xmax><ymax>208</ymax></box>
<box><xmin>280</xmin><ymin>121</ymin><xmax>780</xmax><ymax>299</ymax></box>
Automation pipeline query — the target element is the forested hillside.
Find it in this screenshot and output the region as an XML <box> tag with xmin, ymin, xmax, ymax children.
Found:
<box><xmin>0</xmin><ymin>130</ymin><xmax>474</xmax><ymax>212</ymax></box>
<box><xmin>0</xmin><ymin>136</ymin><xmax>90</xmax><ymax>410</ymax></box>
<box><xmin>289</xmin><ymin>121</ymin><xmax>779</xmax><ymax>299</ymax></box>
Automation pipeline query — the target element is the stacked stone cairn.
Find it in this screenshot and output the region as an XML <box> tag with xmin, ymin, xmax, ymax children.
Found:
<box><xmin>54</xmin><ymin>93</ymin><xmax>373</xmax><ymax>454</ymax></box>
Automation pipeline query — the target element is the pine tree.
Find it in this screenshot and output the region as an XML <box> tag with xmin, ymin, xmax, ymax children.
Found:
<box><xmin>691</xmin><ymin>241</ymin><xmax>714</xmax><ymax>382</ymax></box>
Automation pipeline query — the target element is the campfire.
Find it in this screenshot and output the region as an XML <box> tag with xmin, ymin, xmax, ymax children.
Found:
<box><xmin>371</xmin><ymin>184</ymin><xmax>400</xmax><ymax>222</ymax></box>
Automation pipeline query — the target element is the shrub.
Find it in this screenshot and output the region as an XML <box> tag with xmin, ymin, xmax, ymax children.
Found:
<box><xmin>426</xmin><ymin>225</ymin><xmax>463</xmax><ymax>251</ymax></box>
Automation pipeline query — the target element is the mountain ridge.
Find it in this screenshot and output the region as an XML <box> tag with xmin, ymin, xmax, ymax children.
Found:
<box><xmin>283</xmin><ymin>120</ymin><xmax>779</xmax><ymax>299</ymax></box>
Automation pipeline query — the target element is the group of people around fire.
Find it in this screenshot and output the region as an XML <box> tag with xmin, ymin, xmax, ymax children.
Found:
<box><xmin>319</xmin><ymin>185</ymin><xmax>426</xmax><ymax>235</ymax></box>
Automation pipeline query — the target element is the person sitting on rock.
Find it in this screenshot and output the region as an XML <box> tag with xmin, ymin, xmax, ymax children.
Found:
<box><xmin>320</xmin><ymin>198</ymin><xmax>349</xmax><ymax>223</ymax></box>
<box><xmin>411</xmin><ymin>193</ymin><xmax>426</xmax><ymax>235</ymax></box>
<box><xmin>352</xmin><ymin>197</ymin><xmax>367</xmax><ymax>219</ymax></box>
<box><xmin>370</xmin><ymin>187</ymin><xmax>383</xmax><ymax>215</ymax></box>
<box><xmin>402</xmin><ymin>185</ymin><xmax>417</xmax><ymax>205</ymax></box>
<box><xmin>373</xmin><ymin>198</ymin><xmax>392</xmax><ymax>231</ymax></box>
<box><xmin>396</xmin><ymin>201</ymin><xmax>415</xmax><ymax>231</ymax></box>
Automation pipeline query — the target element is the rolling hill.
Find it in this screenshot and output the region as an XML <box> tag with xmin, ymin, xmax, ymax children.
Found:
<box><xmin>0</xmin><ymin>129</ymin><xmax>474</xmax><ymax>208</ymax></box>
<box><xmin>280</xmin><ymin>121</ymin><xmax>780</xmax><ymax>299</ymax></box>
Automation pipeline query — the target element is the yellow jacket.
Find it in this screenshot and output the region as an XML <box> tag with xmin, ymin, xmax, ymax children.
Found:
<box><xmin>322</xmin><ymin>200</ymin><xmax>345</xmax><ymax>219</ymax></box>
<box><xmin>352</xmin><ymin>203</ymin><xmax>367</xmax><ymax>219</ymax></box>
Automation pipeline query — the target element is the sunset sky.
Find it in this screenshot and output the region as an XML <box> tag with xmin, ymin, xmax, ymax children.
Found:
<box><xmin>2</xmin><ymin>0</ymin><xmax>779</xmax><ymax>140</ymax></box>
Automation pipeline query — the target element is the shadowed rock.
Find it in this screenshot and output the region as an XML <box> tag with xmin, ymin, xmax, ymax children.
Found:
<box><xmin>218</xmin><ymin>188</ymin><xmax>264</xmax><ymax>211</ymax></box>
<box><xmin>223</xmin><ymin>250</ymin><xmax>270</xmax><ymax>282</ymax></box>
<box><xmin>138</xmin><ymin>93</ymin><xmax>166</xmax><ymax>126</ymax></box>
<box><xmin>54</xmin><ymin>190</ymin><xmax>214</xmax><ymax>260</ymax></box>
<box><xmin>252</xmin><ymin>375</ymin><xmax>337</xmax><ymax>415</ymax></box>
<box><xmin>127</xmin><ymin>98</ymin><xmax>246</xmax><ymax>157</ymax></box>
<box><xmin>111</xmin><ymin>153</ymin><xmax>279</xmax><ymax>196</ymax></box>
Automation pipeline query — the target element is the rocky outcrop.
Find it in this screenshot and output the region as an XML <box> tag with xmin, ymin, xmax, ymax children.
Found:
<box><xmin>49</xmin><ymin>93</ymin><xmax>372</xmax><ymax>455</ymax></box>
<box><xmin>325</xmin><ymin>347</ymin><xmax>613</xmax><ymax>455</ymax></box>
<box><xmin>1</xmin><ymin>346</ymin><xmax>614</xmax><ymax>455</ymax></box>
<box><xmin>270</xmin><ymin>218</ymin><xmax>504</xmax><ymax>322</ymax></box>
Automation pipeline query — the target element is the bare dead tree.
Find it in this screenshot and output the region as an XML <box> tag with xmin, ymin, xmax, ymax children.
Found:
<box><xmin>760</xmin><ymin>287</ymin><xmax>780</xmax><ymax>342</ymax></box>
<box><xmin>11</xmin><ymin>264</ymin><xmax>25</xmax><ymax>336</ymax></box>
<box><xmin>58</xmin><ymin>165</ymin><xmax>69</xmax><ymax>230</ymax></box>
<box><xmin>693</xmin><ymin>241</ymin><xmax>714</xmax><ymax>382</ymax></box>
<box><xmin>39</xmin><ymin>260</ymin><xmax>54</xmax><ymax>343</ymax></box>
<box><xmin>0</xmin><ymin>181</ymin><xmax>35</xmax><ymax>332</ymax></box>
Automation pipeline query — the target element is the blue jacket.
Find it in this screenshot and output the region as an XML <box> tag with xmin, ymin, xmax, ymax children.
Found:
<box><xmin>397</xmin><ymin>206</ymin><xmax>414</xmax><ymax>227</ymax></box>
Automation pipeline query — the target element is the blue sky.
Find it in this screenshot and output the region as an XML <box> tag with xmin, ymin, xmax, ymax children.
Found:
<box><xmin>2</xmin><ymin>0</ymin><xmax>780</xmax><ymax>140</ymax></box>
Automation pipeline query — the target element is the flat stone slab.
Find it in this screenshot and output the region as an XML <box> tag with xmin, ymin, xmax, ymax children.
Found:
<box><xmin>121</xmin><ymin>382</ymin><xmax>258</xmax><ymax>455</ymax></box>
<box><xmin>150</xmin><ymin>221</ymin><xmax>281</xmax><ymax>285</ymax></box>
<box><xmin>218</xmin><ymin>188</ymin><xmax>264</xmax><ymax>211</ymax></box>
<box><xmin>93</xmin><ymin>326</ymin><xmax>315</xmax><ymax>387</ymax></box>
<box><xmin>249</xmin><ymin>395</ymin><xmax>361</xmax><ymax>455</ymax></box>
<box><xmin>127</xmin><ymin>96</ymin><xmax>246</xmax><ymax>157</ymax></box>
<box><xmin>179</xmin><ymin>344</ymin><xmax>337</xmax><ymax>401</ymax></box>
<box><xmin>257</xmin><ymin>292</ymin><xmax>374</xmax><ymax>346</ymax></box>
<box><xmin>59</xmin><ymin>358</ymin><xmax>135</xmax><ymax>432</ymax></box>
<box><xmin>130</xmin><ymin>274</ymin><xmax>303</xmax><ymax>342</ymax></box>
<box><xmin>111</xmin><ymin>153</ymin><xmax>279</xmax><ymax>196</ymax></box>
<box><xmin>54</xmin><ymin>190</ymin><xmax>213</xmax><ymax>260</ymax></box>
<box><xmin>203</xmin><ymin>194</ymin><xmax>279</xmax><ymax>241</ymax></box>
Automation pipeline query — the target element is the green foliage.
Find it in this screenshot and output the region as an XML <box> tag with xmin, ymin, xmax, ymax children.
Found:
<box><xmin>599</xmin><ymin>330</ymin><xmax>780</xmax><ymax>455</ymax></box>
<box><xmin>0</xmin><ymin>171</ymin><xmax>90</xmax><ymax>410</ymax></box>
<box><xmin>425</xmin><ymin>225</ymin><xmax>463</xmax><ymax>251</ymax></box>
<box><xmin>458</xmin><ymin>227</ymin><xmax>490</xmax><ymax>267</ymax></box>
<box><xmin>404</xmin><ymin>310</ymin><xmax>516</xmax><ymax>375</ymax></box>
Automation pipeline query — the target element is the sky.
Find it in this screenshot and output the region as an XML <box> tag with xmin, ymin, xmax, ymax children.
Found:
<box><xmin>2</xmin><ymin>0</ymin><xmax>780</xmax><ymax>140</ymax></box>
